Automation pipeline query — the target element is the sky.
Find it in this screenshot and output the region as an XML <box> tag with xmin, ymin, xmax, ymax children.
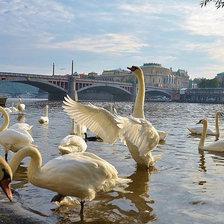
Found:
<box><xmin>0</xmin><ymin>0</ymin><xmax>224</xmax><ymax>79</ymax></box>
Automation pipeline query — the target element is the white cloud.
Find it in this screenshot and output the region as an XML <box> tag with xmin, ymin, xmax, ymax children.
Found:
<box><xmin>180</xmin><ymin>6</ymin><xmax>224</xmax><ymax>37</ymax></box>
<box><xmin>0</xmin><ymin>0</ymin><xmax>74</xmax><ymax>35</ymax></box>
<box><xmin>39</xmin><ymin>33</ymin><xmax>148</xmax><ymax>55</ymax></box>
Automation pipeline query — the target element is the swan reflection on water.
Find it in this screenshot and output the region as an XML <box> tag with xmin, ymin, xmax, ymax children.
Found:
<box><xmin>51</xmin><ymin>166</ymin><xmax>156</xmax><ymax>223</ymax></box>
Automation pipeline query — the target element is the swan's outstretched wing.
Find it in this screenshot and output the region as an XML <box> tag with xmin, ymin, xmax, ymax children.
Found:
<box><xmin>116</xmin><ymin>115</ymin><xmax>159</xmax><ymax>156</ymax></box>
<box><xmin>63</xmin><ymin>96</ymin><xmax>121</xmax><ymax>144</ymax></box>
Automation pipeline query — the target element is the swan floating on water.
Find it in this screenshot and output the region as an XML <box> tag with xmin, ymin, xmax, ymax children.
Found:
<box><xmin>198</xmin><ymin>119</ymin><xmax>224</xmax><ymax>152</ymax></box>
<box><xmin>63</xmin><ymin>66</ymin><xmax>161</xmax><ymax>169</ymax></box>
<box><xmin>39</xmin><ymin>105</ymin><xmax>49</xmax><ymax>124</ymax></box>
<box><xmin>58</xmin><ymin>119</ymin><xmax>87</xmax><ymax>155</ymax></box>
<box><xmin>187</xmin><ymin>111</ymin><xmax>222</xmax><ymax>137</ymax></box>
<box><xmin>17</xmin><ymin>98</ymin><xmax>25</xmax><ymax>112</ymax></box>
<box><xmin>10</xmin><ymin>123</ymin><xmax>33</xmax><ymax>132</ymax></box>
<box><xmin>9</xmin><ymin>146</ymin><xmax>130</xmax><ymax>214</ymax></box>
<box><xmin>0</xmin><ymin>156</ymin><xmax>13</xmax><ymax>201</ymax></box>
<box><xmin>0</xmin><ymin>107</ymin><xmax>34</xmax><ymax>161</ymax></box>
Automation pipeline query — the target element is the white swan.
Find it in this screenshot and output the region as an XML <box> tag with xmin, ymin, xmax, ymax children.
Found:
<box><xmin>63</xmin><ymin>66</ymin><xmax>161</xmax><ymax>169</ymax></box>
<box><xmin>0</xmin><ymin>107</ymin><xmax>34</xmax><ymax>161</ymax></box>
<box><xmin>187</xmin><ymin>111</ymin><xmax>222</xmax><ymax>137</ymax></box>
<box><xmin>0</xmin><ymin>156</ymin><xmax>13</xmax><ymax>201</ymax></box>
<box><xmin>198</xmin><ymin>119</ymin><xmax>224</xmax><ymax>151</ymax></box>
<box><xmin>4</xmin><ymin>107</ymin><xmax>12</xmax><ymax>114</ymax></box>
<box><xmin>10</xmin><ymin>123</ymin><xmax>33</xmax><ymax>132</ymax></box>
<box><xmin>9</xmin><ymin>102</ymin><xmax>18</xmax><ymax>113</ymax></box>
<box><xmin>17</xmin><ymin>98</ymin><xmax>25</xmax><ymax>112</ymax></box>
<box><xmin>9</xmin><ymin>146</ymin><xmax>130</xmax><ymax>214</ymax></box>
<box><xmin>58</xmin><ymin>119</ymin><xmax>87</xmax><ymax>155</ymax></box>
<box><xmin>39</xmin><ymin>105</ymin><xmax>49</xmax><ymax>124</ymax></box>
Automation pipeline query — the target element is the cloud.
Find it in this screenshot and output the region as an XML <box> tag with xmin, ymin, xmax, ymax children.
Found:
<box><xmin>39</xmin><ymin>33</ymin><xmax>148</xmax><ymax>55</ymax></box>
<box><xmin>0</xmin><ymin>0</ymin><xmax>74</xmax><ymax>35</ymax></box>
<box><xmin>180</xmin><ymin>6</ymin><xmax>224</xmax><ymax>37</ymax></box>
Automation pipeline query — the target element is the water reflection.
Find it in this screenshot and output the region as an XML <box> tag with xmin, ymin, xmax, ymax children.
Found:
<box><xmin>17</xmin><ymin>114</ymin><xmax>26</xmax><ymax>122</ymax></box>
<box><xmin>198</xmin><ymin>149</ymin><xmax>207</xmax><ymax>173</ymax></box>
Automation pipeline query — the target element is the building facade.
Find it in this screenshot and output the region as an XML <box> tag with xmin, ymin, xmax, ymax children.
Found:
<box><xmin>95</xmin><ymin>63</ymin><xmax>189</xmax><ymax>89</ymax></box>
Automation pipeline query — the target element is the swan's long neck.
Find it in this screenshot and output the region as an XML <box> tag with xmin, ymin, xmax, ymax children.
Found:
<box><xmin>70</xmin><ymin>119</ymin><xmax>76</xmax><ymax>135</ymax></box>
<box><xmin>215</xmin><ymin>113</ymin><xmax>220</xmax><ymax>137</ymax></box>
<box><xmin>199</xmin><ymin>121</ymin><xmax>207</xmax><ymax>148</ymax></box>
<box><xmin>76</xmin><ymin>123</ymin><xmax>82</xmax><ymax>137</ymax></box>
<box><xmin>133</xmin><ymin>69</ymin><xmax>145</xmax><ymax>118</ymax></box>
<box><xmin>0</xmin><ymin>107</ymin><xmax>9</xmax><ymax>132</ymax></box>
<box><xmin>9</xmin><ymin>146</ymin><xmax>42</xmax><ymax>176</ymax></box>
<box><xmin>45</xmin><ymin>105</ymin><xmax>48</xmax><ymax>117</ymax></box>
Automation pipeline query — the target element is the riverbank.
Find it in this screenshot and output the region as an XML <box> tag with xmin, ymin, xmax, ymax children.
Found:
<box><xmin>0</xmin><ymin>201</ymin><xmax>49</xmax><ymax>224</ymax></box>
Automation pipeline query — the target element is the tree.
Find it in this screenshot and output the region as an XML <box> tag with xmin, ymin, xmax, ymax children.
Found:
<box><xmin>200</xmin><ymin>0</ymin><xmax>224</xmax><ymax>9</ymax></box>
<box><xmin>197</xmin><ymin>78</ymin><xmax>220</xmax><ymax>88</ymax></box>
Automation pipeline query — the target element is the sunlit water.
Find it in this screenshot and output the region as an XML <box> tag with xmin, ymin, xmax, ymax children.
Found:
<box><xmin>1</xmin><ymin>98</ymin><xmax>224</xmax><ymax>223</ymax></box>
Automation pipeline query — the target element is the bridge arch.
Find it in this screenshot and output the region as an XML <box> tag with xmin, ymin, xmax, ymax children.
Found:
<box><xmin>0</xmin><ymin>78</ymin><xmax>67</xmax><ymax>100</ymax></box>
<box><xmin>145</xmin><ymin>89</ymin><xmax>171</xmax><ymax>101</ymax></box>
<box><xmin>77</xmin><ymin>84</ymin><xmax>132</xmax><ymax>101</ymax></box>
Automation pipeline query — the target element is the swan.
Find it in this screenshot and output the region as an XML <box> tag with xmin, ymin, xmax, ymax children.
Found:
<box><xmin>58</xmin><ymin>119</ymin><xmax>87</xmax><ymax>155</ymax></box>
<box><xmin>39</xmin><ymin>105</ymin><xmax>49</xmax><ymax>124</ymax></box>
<box><xmin>0</xmin><ymin>156</ymin><xmax>13</xmax><ymax>201</ymax></box>
<box><xmin>0</xmin><ymin>107</ymin><xmax>34</xmax><ymax>161</ymax></box>
<box><xmin>63</xmin><ymin>66</ymin><xmax>161</xmax><ymax>169</ymax></box>
<box><xmin>187</xmin><ymin>111</ymin><xmax>222</xmax><ymax>137</ymax></box>
<box><xmin>10</xmin><ymin>123</ymin><xmax>33</xmax><ymax>132</ymax></box>
<box><xmin>17</xmin><ymin>98</ymin><xmax>25</xmax><ymax>112</ymax></box>
<box><xmin>198</xmin><ymin>119</ymin><xmax>224</xmax><ymax>151</ymax></box>
<box><xmin>9</xmin><ymin>102</ymin><xmax>18</xmax><ymax>113</ymax></box>
<box><xmin>4</xmin><ymin>107</ymin><xmax>12</xmax><ymax>114</ymax></box>
<box><xmin>9</xmin><ymin>146</ymin><xmax>130</xmax><ymax>214</ymax></box>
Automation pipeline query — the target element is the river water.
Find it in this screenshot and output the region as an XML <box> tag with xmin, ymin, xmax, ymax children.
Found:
<box><xmin>0</xmin><ymin>98</ymin><xmax>224</xmax><ymax>224</ymax></box>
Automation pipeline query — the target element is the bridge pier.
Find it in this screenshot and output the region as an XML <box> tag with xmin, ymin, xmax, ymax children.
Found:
<box><xmin>67</xmin><ymin>76</ymin><xmax>75</xmax><ymax>99</ymax></box>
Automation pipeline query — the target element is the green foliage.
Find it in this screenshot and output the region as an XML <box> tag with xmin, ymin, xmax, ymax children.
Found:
<box><xmin>200</xmin><ymin>0</ymin><xmax>224</xmax><ymax>9</ymax></box>
<box><xmin>197</xmin><ymin>78</ymin><xmax>220</xmax><ymax>88</ymax></box>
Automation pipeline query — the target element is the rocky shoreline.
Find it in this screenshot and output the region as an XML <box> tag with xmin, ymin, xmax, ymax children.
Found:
<box><xmin>0</xmin><ymin>202</ymin><xmax>50</xmax><ymax>224</ymax></box>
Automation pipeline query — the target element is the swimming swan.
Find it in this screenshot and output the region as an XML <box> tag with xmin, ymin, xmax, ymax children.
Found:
<box><xmin>0</xmin><ymin>156</ymin><xmax>13</xmax><ymax>201</ymax></box>
<box><xmin>9</xmin><ymin>146</ymin><xmax>129</xmax><ymax>214</ymax></box>
<box><xmin>9</xmin><ymin>102</ymin><xmax>19</xmax><ymax>114</ymax></box>
<box><xmin>17</xmin><ymin>98</ymin><xmax>25</xmax><ymax>112</ymax></box>
<box><xmin>0</xmin><ymin>107</ymin><xmax>34</xmax><ymax>161</ymax></box>
<box><xmin>10</xmin><ymin>123</ymin><xmax>33</xmax><ymax>132</ymax></box>
<box><xmin>39</xmin><ymin>105</ymin><xmax>49</xmax><ymax>124</ymax></box>
<box><xmin>58</xmin><ymin>119</ymin><xmax>87</xmax><ymax>155</ymax></box>
<box><xmin>198</xmin><ymin>119</ymin><xmax>224</xmax><ymax>151</ymax></box>
<box><xmin>187</xmin><ymin>111</ymin><xmax>222</xmax><ymax>137</ymax></box>
<box><xmin>63</xmin><ymin>66</ymin><xmax>161</xmax><ymax>169</ymax></box>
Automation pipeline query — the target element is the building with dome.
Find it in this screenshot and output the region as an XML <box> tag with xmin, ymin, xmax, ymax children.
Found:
<box><xmin>96</xmin><ymin>63</ymin><xmax>189</xmax><ymax>89</ymax></box>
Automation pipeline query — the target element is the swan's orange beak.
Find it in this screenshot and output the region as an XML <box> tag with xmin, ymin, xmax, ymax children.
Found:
<box><xmin>0</xmin><ymin>177</ymin><xmax>13</xmax><ymax>201</ymax></box>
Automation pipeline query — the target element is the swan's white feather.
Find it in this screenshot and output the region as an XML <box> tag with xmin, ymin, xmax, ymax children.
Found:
<box><xmin>0</xmin><ymin>128</ymin><xmax>33</xmax><ymax>153</ymax></box>
<box><xmin>10</xmin><ymin>123</ymin><xmax>33</xmax><ymax>132</ymax></box>
<box><xmin>187</xmin><ymin>126</ymin><xmax>215</xmax><ymax>135</ymax></box>
<box><xmin>58</xmin><ymin>135</ymin><xmax>87</xmax><ymax>154</ymax></box>
<box><xmin>63</xmin><ymin>96</ymin><xmax>120</xmax><ymax>145</ymax></box>
<box><xmin>116</xmin><ymin>115</ymin><xmax>159</xmax><ymax>156</ymax></box>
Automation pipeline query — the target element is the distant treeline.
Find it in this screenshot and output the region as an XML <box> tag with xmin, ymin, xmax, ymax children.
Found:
<box><xmin>191</xmin><ymin>77</ymin><xmax>224</xmax><ymax>88</ymax></box>
<box><xmin>0</xmin><ymin>82</ymin><xmax>39</xmax><ymax>96</ymax></box>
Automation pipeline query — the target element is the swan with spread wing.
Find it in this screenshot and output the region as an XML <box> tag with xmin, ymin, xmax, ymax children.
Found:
<box><xmin>63</xmin><ymin>66</ymin><xmax>161</xmax><ymax>169</ymax></box>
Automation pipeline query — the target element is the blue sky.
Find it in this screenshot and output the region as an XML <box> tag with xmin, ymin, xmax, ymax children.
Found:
<box><xmin>0</xmin><ymin>0</ymin><xmax>223</xmax><ymax>79</ymax></box>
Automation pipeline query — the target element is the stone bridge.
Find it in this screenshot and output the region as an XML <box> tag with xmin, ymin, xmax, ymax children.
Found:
<box><xmin>0</xmin><ymin>72</ymin><xmax>176</xmax><ymax>101</ymax></box>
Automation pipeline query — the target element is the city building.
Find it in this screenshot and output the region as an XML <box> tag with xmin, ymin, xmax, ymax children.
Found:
<box><xmin>95</xmin><ymin>63</ymin><xmax>189</xmax><ymax>89</ymax></box>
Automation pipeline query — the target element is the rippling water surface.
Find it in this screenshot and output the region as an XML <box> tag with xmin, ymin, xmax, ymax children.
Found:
<box><xmin>1</xmin><ymin>99</ymin><xmax>224</xmax><ymax>223</ymax></box>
